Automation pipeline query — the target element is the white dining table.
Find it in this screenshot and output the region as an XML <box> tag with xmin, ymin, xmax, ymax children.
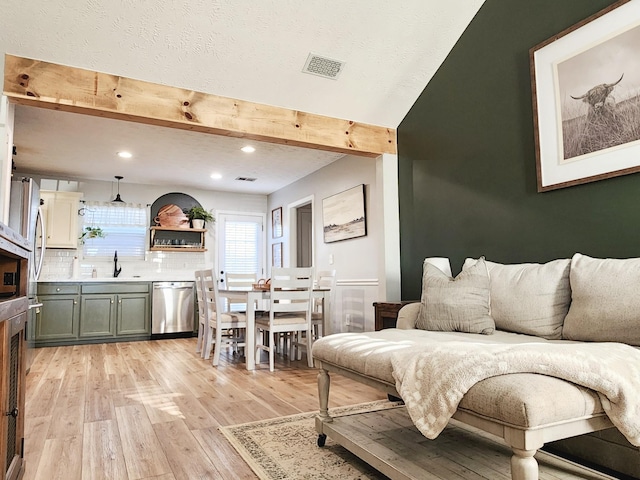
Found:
<box><xmin>218</xmin><ymin>288</ymin><xmax>331</xmax><ymax>370</ymax></box>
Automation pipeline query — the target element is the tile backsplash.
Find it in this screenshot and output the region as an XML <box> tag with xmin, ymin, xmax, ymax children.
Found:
<box><xmin>40</xmin><ymin>248</ymin><xmax>207</xmax><ymax>280</ymax></box>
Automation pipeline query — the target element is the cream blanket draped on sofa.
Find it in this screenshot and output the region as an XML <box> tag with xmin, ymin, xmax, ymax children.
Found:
<box><xmin>391</xmin><ymin>341</ymin><xmax>640</xmax><ymax>446</ymax></box>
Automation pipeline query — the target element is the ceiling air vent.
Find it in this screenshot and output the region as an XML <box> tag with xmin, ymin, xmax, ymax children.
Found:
<box><xmin>235</xmin><ymin>177</ymin><xmax>257</xmax><ymax>182</ymax></box>
<box><xmin>302</xmin><ymin>53</ymin><xmax>345</xmax><ymax>80</ymax></box>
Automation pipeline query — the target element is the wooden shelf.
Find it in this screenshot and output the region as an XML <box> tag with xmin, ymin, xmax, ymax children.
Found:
<box><xmin>149</xmin><ymin>226</ymin><xmax>207</xmax><ymax>251</ymax></box>
<box><xmin>149</xmin><ymin>247</ymin><xmax>206</xmax><ymax>252</ymax></box>
<box><xmin>150</xmin><ymin>226</ymin><xmax>206</xmax><ymax>233</ymax></box>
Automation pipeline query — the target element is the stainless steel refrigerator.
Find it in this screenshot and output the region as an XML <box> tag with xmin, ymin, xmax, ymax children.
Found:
<box><xmin>9</xmin><ymin>177</ymin><xmax>46</xmax><ymax>372</ymax></box>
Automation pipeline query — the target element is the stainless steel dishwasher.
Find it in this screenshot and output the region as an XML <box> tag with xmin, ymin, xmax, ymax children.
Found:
<box><xmin>152</xmin><ymin>281</ymin><xmax>195</xmax><ymax>337</ymax></box>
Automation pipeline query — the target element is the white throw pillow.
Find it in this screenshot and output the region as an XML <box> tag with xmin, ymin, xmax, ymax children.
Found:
<box><xmin>563</xmin><ymin>253</ymin><xmax>640</xmax><ymax>346</ymax></box>
<box><xmin>416</xmin><ymin>257</ymin><xmax>494</xmax><ymax>335</ymax></box>
<box><xmin>463</xmin><ymin>258</ymin><xmax>571</xmax><ymax>339</ymax></box>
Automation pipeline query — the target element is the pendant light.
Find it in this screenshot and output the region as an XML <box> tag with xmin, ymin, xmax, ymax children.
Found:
<box><xmin>112</xmin><ymin>175</ymin><xmax>125</xmax><ymax>203</ymax></box>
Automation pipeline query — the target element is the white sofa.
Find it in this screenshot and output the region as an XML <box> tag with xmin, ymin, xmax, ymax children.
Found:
<box><xmin>312</xmin><ymin>253</ymin><xmax>640</xmax><ymax>480</ymax></box>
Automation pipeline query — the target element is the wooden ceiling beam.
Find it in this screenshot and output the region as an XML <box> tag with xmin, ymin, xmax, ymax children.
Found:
<box><xmin>3</xmin><ymin>54</ymin><xmax>396</xmax><ymax>157</ymax></box>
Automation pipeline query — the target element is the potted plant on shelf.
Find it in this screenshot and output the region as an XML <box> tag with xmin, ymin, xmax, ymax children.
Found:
<box><xmin>79</xmin><ymin>226</ymin><xmax>106</xmax><ymax>245</ymax></box>
<box><xmin>185</xmin><ymin>206</ymin><xmax>214</xmax><ymax>229</ymax></box>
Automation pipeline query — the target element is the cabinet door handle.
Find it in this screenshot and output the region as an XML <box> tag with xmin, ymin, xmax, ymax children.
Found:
<box><xmin>5</xmin><ymin>408</ymin><xmax>18</xmax><ymax>418</ymax></box>
<box><xmin>118</xmin><ymin>300</ymin><xmax>122</xmax><ymax>304</ymax></box>
<box><xmin>111</xmin><ymin>300</ymin><xmax>114</xmax><ymax>304</ymax></box>
<box><xmin>73</xmin><ymin>301</ymin><xmax>77</xmax><ymax>305</ymax></box>
<box><xmin>56</xmin><ymin>288</ymin><xmax>61</xmax><ymax>292</ymax></box>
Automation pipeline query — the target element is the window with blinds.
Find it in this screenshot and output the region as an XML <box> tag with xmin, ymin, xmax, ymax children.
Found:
<box><xmin>224</xmin><ymin>220</ymin><xmax>261</xmax><ymax>274</ymax></box>
<box><xmin>82</xmin><ymin>203</ymin><xmax>147</xmax><ymax>258</ymax></box>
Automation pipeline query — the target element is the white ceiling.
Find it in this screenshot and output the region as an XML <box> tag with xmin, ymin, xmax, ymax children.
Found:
<box><xmin>12</xmin><ymin>106</ymin><xmax>346</xmax><ymax>194</ymax></box>
<box><xmin>2</xmin><ymin>0</ymin><xmax>484</xmax><ymax>194</ymax></box>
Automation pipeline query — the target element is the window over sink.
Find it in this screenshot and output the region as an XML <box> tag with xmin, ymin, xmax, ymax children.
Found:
<box><xmin>82</xmin><ymin>202</ymin><xmax>147</xmax><ymax>258</ymax></box>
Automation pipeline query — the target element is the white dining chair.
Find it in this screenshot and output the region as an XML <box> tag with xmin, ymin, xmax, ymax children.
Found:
<box><xmin>290</xmin><ymin>269</ymin><xmax>336</xmax><ymax>361</ymax></box>
<box><xmin>201</xmin><ymin>268</ymin><xmax>247</xmax><ymax>366</ymax></box>
<box><xmin>224</xmin><ymin>272</ymin><xmax>258</xmax><ymax>311</ymax></box>
<box><xmin>194</xmin><ymin>269</ymin><xmax>208</xmax><ymax>356</ymax></box>
<box><xmin>311</xmin><ymin>269</ymin><xmax>336</xmax><ymax>340</ymax></box>
<box><xmin>255</xmin><ymin>267</ymin><xmax>314</xmax><ymax>372</ymax></box>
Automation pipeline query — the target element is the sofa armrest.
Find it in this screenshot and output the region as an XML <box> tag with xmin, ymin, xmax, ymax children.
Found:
<box><xmin>397</xmin><ymin>302</ymin><xmax>420</xmax><ymax>329</ymax></box>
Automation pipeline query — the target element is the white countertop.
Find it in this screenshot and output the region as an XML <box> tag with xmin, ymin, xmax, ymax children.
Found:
<box><xmin>39</xmin><ymin>275</ymin><xmax>195</xmax><ymax>283</ymax></box>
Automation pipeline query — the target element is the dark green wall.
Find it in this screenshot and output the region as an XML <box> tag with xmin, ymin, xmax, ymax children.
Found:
<box><xmin>398</xmin><ymin>0</ymin><xmax>639</xmax><ymax>301</ymax></box>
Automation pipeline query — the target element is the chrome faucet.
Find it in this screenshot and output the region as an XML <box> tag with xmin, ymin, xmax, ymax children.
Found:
<box><xmin>113</xmin><ymin>250</ymin><xmax>122</xmax><ymax>278</ymax></box>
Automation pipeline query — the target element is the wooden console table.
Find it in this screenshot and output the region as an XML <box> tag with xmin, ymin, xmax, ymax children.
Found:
<box><xmin>373</xmin><ymin>301</ymin><xmax>417</xmax><ymax>330</ymax></box>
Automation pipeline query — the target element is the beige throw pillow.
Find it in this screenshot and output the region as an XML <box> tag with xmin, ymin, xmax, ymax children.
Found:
<box><xmin>416</xmin><ymin>257</ymin><xmax>494</xmax><ymax>334</ymax></box>
<box><xmin>462</xmin><ymin>258</ymin><xmax>571</xmax><ymax>339</ymax></box>
<box><xmin>563</xmin><ymin>253</ymin><xmax>640</xmax><ymax>346</ymax></box>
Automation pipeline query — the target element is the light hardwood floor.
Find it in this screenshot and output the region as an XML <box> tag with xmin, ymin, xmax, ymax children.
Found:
<box><xmin>23</xmin><ymin>338</ymin><xmax>386</xmax><ymax>480</ymax></box>
<box><xmin>23</xmin><ymin>339</ymin><xmax>622</xmax><ymax>480</ymax></box>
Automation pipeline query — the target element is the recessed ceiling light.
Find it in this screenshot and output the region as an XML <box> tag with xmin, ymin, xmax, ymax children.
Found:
<box><xmin>117</xmin><ymin>151</ymin><xmax>132</xmax><ymax>158</ymax></box>
<box><xmin>210</xmin><ymin>173</ymin><xmax>222</xmax><ymax>180</ymax></box>
<box><xmin>241</xmin><ymin>146</ymin><xmax>255</xmax><ymax>153</ymax></box>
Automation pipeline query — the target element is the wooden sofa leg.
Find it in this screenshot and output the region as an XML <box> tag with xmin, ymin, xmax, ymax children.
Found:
<box><xmin>510</xmin><ymin>448</ymin><xmax>538</xmax><ymax>480</ymax></box>
<box><xmin>316</xmin><ymin>367</ymin><xmax>332</xmax><ymax>447</ymax></box>
<box><xmin>317</xmin><ymin>368</ymin><xmax>332</xmax><ymax>423</ymax></box>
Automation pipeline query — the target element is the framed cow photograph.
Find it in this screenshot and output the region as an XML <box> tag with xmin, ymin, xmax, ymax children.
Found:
<box><xmin>530</xmin><ymin>0</ymin><xmax>640</xmax><ymax>191</ymax></box>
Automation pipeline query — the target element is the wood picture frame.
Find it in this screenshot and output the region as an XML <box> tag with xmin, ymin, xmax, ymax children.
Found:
<box><xmin>530</xmin><ymin>0</ymin><xmax>640</xmax><ymax>192</ymax></box>
<box><xmin>272</xmin><ymin>207</ymin><xmax>282</xmax><ymax>238</ymax></box>
<box><xmin>272</xmin><ymin>242</ymin><xmax>283</xmax><ymax>268</ymax></box>
<box><xmin>322</xmin><ymin>184</ymin><xmax>367</xmax><ymax>243</ymax></box>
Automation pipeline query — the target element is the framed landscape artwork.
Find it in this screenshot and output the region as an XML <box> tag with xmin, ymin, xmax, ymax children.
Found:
<box><xmin>531</xmin><ymin>0</ymin><xmax>640</xmax><ymax>191</ymax></box>
<box><xmin>322</xmin><ymin>184</ymin><xmax>366</xmax><ymax>243</ymax></box>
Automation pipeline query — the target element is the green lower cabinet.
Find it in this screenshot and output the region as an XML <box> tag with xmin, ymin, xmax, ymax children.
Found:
<box><xmin>116</xmin><ymin>293</ymin><xmax>149</xmax><ymax>336</ymax></box>
<box><xmin>80</xmin><ymin>294</ymin><xmax>116</xmax><ymax>338</ymax></box>
<box><xmin>37</xmin><ymin>282</ymin><xmax>151</xmax><ymax>345</ymax></box>
<box><xmin>36</xmin><ymin>294</ymin><xmax>80</xmax><ymax>342</ymax></box>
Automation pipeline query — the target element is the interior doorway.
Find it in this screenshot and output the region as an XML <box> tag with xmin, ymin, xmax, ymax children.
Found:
<box><xmin>296</xmin><ymin>204</ymin><xmax>312</xmax><ymax>267</ymax></box>
<box><xmin>287</xmin><ymin>195</ymin><xmax>314</xmax><ymax>269</ymax></box>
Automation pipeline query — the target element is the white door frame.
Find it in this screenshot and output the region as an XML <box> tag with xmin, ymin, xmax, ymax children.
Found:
<box><xmin>286</xmin><ymin>195</ymin><xmax>314</xmax><ymax>269</ymax></box>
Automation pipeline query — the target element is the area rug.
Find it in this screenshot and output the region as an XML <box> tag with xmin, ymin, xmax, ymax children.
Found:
<box><xmin>219</xmin><ymin>400</ymin><xmax>400</xmax><ymax>480</ymax></box>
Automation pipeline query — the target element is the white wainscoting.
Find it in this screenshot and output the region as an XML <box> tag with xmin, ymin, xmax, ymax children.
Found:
<box><xmin>327</xmin><ymin>278</ymin><xmax>379</xmax><ymax>335</ymax></box>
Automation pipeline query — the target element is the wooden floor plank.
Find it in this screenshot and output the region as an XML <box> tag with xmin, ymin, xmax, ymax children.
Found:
<box><xmin>171</xmin><ymin>393</ymin><xmax>220</xmax><ymax>430</ymax></box>
<box><xmin>47</xmin><ymin>371</ymin><xmax>86</xmax><ymax>439</ymax></box>
<box><xmin>84</xmin><ymin>380</ymin><xmax>115</xmax><ymax>423</ymax></box>
<box><xmin>103</xmin><ymin>343</ymin><xmax>130</xmax><ymax>375</ymax></box>
<box><xmin>153</xmin><ymin>419</ymin><xmax>222</xmax><ymax>479</ymax></box>
<box><xmin>42</xmin><ymin>347</ymin><xmax>73</xmax><ymax>379</ymax></box>
<box><xmin>115</xmin><ymin>404</ymin><xmax>172</xmax><ymax>479</ymax></box>
<box><xmin>139</xmin><ymin>380</ymin><xmax>189</xmax><ymax>425</ymax></box>
<box><xmin>125</xmin><ymin>358</ymin><xmax>157</xmax><ymax>384</ymax></box>
<box><xmin>348</xmin><ymin>410</ymin><xmax>472</xmax><ymax>480</ymax></box>
<box><xmin>191</xmin><ymin>426</ymin><xmax>257</xmax><ymax>480</ymax></box>
<box><xmin>82</xmin><ymin>419</ymin><xmax>128</xmax><ymax>480</ymax></box>
<box><xmin>426</xmin><ymin>427</ymin><xmax>512</xmax><ymax>480</ymax></box>
<box><xmin>32</xmin><ymin>435</ymin><xmax>83</xmax><ymax>480</ymax></box>
<box><xmin>108</xmin><ymin>372</ymin><xmax>140</xmax><ymax>407</ymax></box>
<box><xmin>25</xmin><ymin>378</ymin><xmax>61</xmax><ymax>417</ymax></box>
<box><xmin>21</xmin><ymin>416</ymin><xmax>51</xmax><ymax>480</ymax></box>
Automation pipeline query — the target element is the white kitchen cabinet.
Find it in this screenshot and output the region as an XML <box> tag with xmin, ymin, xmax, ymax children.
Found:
<box><xmin>40</xmin><ymin>190</ymin><xmax>83</xmax><ymax>248</ymax></box>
